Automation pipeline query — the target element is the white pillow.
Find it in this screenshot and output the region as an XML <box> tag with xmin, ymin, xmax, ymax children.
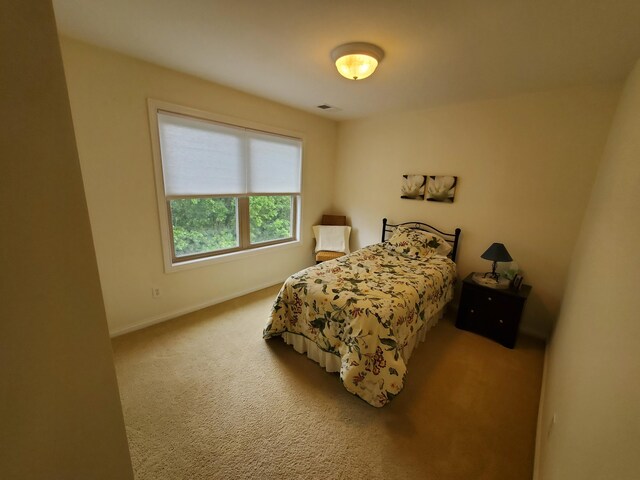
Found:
<box><xmin>313</xmin><ymin>225</ymin><xmax>351</xmax><ymax>254</ymax></box>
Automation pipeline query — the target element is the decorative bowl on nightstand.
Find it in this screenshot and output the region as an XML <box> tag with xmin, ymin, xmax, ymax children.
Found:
<box><xmin>472</xmin><ymin>272</ymin><xmax>510</xmax><ymax>289</ymax></box>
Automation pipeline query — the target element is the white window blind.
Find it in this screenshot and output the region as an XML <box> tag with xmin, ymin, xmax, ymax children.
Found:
<box><xmin>158</xmin><ymin>112</ymin><xmax>302</xmax><ymax>196</ymax></box>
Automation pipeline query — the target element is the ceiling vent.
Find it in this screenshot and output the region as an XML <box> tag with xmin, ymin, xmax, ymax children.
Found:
<box><xmin>316</xmin><ymin>104</ymin><xmax>339</xmax><ymax>111</ymax></box>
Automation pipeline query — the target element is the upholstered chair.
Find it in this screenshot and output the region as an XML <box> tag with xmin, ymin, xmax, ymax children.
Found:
<box><xmin>314</xmin><ymin>215</ymin><xmax>351</xmax><ymax>263</ymax></box>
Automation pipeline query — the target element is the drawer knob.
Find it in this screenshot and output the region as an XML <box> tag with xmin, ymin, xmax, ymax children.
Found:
<box><xmin>470</xmin><ymin>309</ymin><xmax>475</xmax><ymax>314</ymax></box>
<box><xmin>498</xmin><ymin>319</ymin><xmax>504</xmax><ymax>324</ymax></box>
<box><xmin>487</xmin><ymin>296</ymin><xmax>492</xmax><ymax>301</ymax></box>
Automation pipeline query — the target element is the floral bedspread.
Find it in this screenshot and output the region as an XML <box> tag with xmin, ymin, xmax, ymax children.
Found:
<box><xmin>263</xmin><ymin>243</ymin><xmax>456</xmax><ymax>407</ymax></box>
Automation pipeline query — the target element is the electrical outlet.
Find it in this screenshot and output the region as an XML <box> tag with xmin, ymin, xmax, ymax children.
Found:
<box><xmin>152</xmin><ymin>287</ymin><xmax>161</xmax><ymax>298</ymax></box>
<box><xmin>547</xmin><ymin>413</ymin><xmax>557</xmax><ymax>438</ymax></box>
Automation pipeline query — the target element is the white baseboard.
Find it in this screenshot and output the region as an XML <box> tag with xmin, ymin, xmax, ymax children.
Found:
<box><xmin>109</xmin><ymin>279</ymin><xmax>284</xmax><ymax>337</ymax></box>
<box><xmin>532</xmin><ymin>339</ymin><xmax>550</xmax><ymax>480</ymax></box>
<box><xmin>521</xmin><ymin>324</ymin><xmax>549</xmax><ymax>341</ymax></box>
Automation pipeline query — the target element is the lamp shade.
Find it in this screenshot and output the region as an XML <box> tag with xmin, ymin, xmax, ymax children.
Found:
<box><xmin>481</xmin><ymin>243</ymin><xmax>513</xmax><ymax>263</ymax></box>
<box><xmin>331</xmin><ymin>42</ymin><xmax>385</xmax><ymax>80</ymax></box>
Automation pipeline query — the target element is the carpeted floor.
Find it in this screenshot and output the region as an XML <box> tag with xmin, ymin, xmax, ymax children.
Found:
<box><xmin>112</xmin><ymin>284</ymin><xmax>545</xmax><ymax>480</ymax></box>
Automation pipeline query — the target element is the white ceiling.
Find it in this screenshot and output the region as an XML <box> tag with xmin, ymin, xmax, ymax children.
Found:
<box><xmin>53</xmin><ymin>0</ymin><xmax>640</xmax><ymax>120</ymax></box>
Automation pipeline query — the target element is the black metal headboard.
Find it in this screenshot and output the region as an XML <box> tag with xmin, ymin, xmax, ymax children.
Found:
<box><xmin>381</xmin><ymin>218</ymin><xmax>462</xmax><ymax>262</ymax></box>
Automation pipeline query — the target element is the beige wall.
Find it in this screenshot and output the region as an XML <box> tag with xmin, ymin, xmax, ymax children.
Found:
<box><xmin>333</xmin><ymin>85</ymin><xmax>620</xmax><ymax>337</ymax></box>
<box><xmin>0</xmin><ymin>2</ymin><xmax>132</xmax><ymax>478</ymax></box>
<box><xmin>60</xmin><ymin>38</ymin><xmax>337</xmax><ymax>335</ymax></box>
<box><xmin>536</xmin><ymin>60</ymin><xmax>640</xmax><ymax>479</ymax></box>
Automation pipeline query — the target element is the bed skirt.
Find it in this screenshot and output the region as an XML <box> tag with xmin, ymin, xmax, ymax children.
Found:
<box><xmin>281</xmin><ymin>305</ymin><xmax>447</xmax><ymax>373</ymax></box>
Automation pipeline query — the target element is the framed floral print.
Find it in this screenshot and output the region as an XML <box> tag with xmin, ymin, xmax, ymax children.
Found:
<box><xmin>426</xmin><ymin>175</ymin><xmax>457</xmax><ymax>203</ymax></box>
<box><xmin>401</xmin><ymin>174</ymin><xmax>426</xmax><ymax>200</ymax></box>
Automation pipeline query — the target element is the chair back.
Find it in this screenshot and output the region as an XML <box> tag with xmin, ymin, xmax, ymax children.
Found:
<box><xmin>321</xmin><ymin>215</ymin><xmax>347</xmax><ymax>226</ymax></box>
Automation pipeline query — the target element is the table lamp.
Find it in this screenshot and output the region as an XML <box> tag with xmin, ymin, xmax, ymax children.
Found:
<box><xmin>481</xmin><ymin>243</ymin><xmax>512</xmax><ymax>281</ymax></box>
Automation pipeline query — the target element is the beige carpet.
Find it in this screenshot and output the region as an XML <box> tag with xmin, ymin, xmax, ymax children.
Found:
<box><xmin>112</xmin><ymin>285</ymin><xmax>545</xmax><ymax>480</ymax></box>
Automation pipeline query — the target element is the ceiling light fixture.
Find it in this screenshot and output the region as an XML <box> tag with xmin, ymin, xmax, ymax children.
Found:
<box><xmin>330</xmin><ymin>42</ymin><xmax>385</xmax><ymax>80</ymax></box>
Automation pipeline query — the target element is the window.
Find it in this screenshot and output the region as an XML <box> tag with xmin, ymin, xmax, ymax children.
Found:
<box><xmin>149</xmin><ymin>101</ymin><xmax>302</xmax><ymax>268</ymax></box>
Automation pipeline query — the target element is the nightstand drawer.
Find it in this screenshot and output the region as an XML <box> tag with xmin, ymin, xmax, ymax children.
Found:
<box><xmin>484</xmin><ymin>314</ymin><xmax>519</xmax><ymax>348</ymax></box>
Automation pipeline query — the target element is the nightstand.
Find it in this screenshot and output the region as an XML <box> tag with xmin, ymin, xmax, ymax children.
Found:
<box><xmin>455</xmin><ymin>273</ymin><xmax>531</xmax><ymax>348</ymax></box>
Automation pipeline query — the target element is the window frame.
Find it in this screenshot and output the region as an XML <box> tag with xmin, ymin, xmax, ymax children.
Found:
<box><xmin>148</xmin><ymin>99</ymin><xmax>303</xmax><ymax>272</ymax></box>
<box><xmin>166</xmin><ymin>194</ymin><xmax>298</xmax><ymax>263</ymax></box>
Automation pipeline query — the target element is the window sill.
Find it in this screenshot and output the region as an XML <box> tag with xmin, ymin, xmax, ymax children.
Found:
<box><xmin>164</xmin><ymin>239</ymin><xmax>303</xmax><ymax>273</ymax></box>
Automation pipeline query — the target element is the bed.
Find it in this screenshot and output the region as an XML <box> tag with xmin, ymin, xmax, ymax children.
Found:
<box><xmin>263</xmin><ymin>218</ymin><xmax>461</xmax><ymax>407</ymax></box>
